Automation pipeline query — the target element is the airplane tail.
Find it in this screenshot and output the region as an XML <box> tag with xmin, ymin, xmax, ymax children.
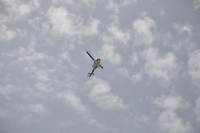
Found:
<box><xmin>88</xmin><ymin>69</ymin><xmax>95</xmax><ymax>77</ymax></box>
<box><xmin>87</xmin><ymin>73</ymin><xmax>95</xmax><ymax>77</ymax></box>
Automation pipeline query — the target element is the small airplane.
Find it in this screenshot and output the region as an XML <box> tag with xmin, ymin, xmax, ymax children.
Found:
<box><xmin>86</xmin><ymin>51</ymin><xmax>103</xmax><ymax>77</ymax></box>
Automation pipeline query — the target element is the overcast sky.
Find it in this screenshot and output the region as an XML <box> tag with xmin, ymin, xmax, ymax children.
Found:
<box><xmin>0</xmin><ymin>0</ymin><xmax>200</xmax><ymax>133</ymax></box>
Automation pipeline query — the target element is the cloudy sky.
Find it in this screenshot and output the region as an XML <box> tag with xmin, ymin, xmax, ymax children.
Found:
<box><xmin>0</xmin><ymin>0</ymin><xmax>200</xmax><ymax>133</ymax></box>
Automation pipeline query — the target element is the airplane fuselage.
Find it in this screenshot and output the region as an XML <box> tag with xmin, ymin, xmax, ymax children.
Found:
<box><xmin>93</xmin><ymin>58</ymin><xmax>101</xmax><ymax>70</ymax></box>
<box><xmin>86</xmin><ymin>51</ymin><xmax>103</xmax><ymax>77</ymax></box>
<box><xmin>88</xmin><ymin>58</ymin><xmax>101</xmax><ymax>77</ymax></box>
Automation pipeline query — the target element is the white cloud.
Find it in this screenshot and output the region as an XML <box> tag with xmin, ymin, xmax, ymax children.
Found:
<box><xmin>16</xmin><ymin>28</ymin><xmax>27</xmax><ymax>37</ymax></box>
<box><xmin>57</xmin><ymin>90</ymin><xmax>89</xmax><ymax>114</ymax></box>
<box><xmin>52</xmin><ymin>0</ymin><xmax>100</xmax><ymax>7</ymax></box>
<box><xmin>0</xmin><ymin>24</ymin><xmax>16</xmax><ymax>41</ymax></box>
<box><xmin>172</xmin><ymin>38</ymin><xmax>196</xmax><ymax>53</ymax></box>
<box><xmin>0</xmin><ymin>84</ymin><xmax>17</xmax><ymax>95</ymax></box>
<box><xmin>0</xmin><ymin>0</ymin><xmax>37</xmax><ymax>41</ymax></box>
<box><xmin>32</xmin><ymin>0</ymin><xmax>41</xmax><ymax>8</ymax></box>
<box><xmin>156</xmin><ymin>31</ymin><xmax>172</xmax><ymax>47</ymax></box>
<box><xmin>131</xmin><ymin>73</ymin><xmax>142</xmax><ymax>84</ymax></box>
<box><xmin>47</xmin><ymin>6</ymin><xmax>100</xmax><ymax>37</ymax></box>
<box><xmin>105</xmin><ymin>0</ymin><xmax>119</xmax><ymax>13</ymax></box>
<box><xmin>1</xmin><ymin>41</ymin><xmax>62</xmax><ymax>90</ymax></box>
<box><xmin>157</xmin><ymin>110</ymin><xmax>192</xmax><ymax>133</ymax></box>
<box><xmin>154</xmin><ymin>91</ymin><xmax>192</xmax><ymax>133</ymax></box>
<box><xmin>41</xmin><ymin>22</ymin><xmax>50</xmax><ymax>35</ymax></box>
<box><xmin>28</xmin><ymin>17</ymin><xmax>50</xmax><ymax>35</ymax></box>
<box><xmin>13</xmin><ymin>103</ymin><xmax>47</xmax><ymax>114</ymax></box>
<box><xmin>98</xmin><ymin>44</ymin><xmax>121</xmax><ymax>65</ymax></box>
<box><xmin>0</xmin><ymin>109</ymin><xmax>10</xmax><ymax>118</ymax></box>
<box><xmin>116</xmin><ymin>67</ymin><xmax>129</xmax><ymax>77</ymax></box>
<box><xmin>28</xmin><ymin>17</ymin><xmax>41</xmax><ymax>30</ymax></box>
<box><xmin>160</xmin><ymin>7</ymin><xmax>166</xmax><ymax>16</ymax></box>
<box><xmin>141</xmin><ymin>47</ymin><xmax>178</xmax><ymax>85</ymax></box>
<box><xmin>188</xmin><ymin>49</ymin><xmax>200</xmax><ymax>87</ymax></box>
<box><xmin>105</xmin><ymin>0</ymin><xmax>137</xmax><ymax>13</ymax></box>
<box><xmin>10</xmin><ymin>46</ymin><xmax>47</xmax><ymax>64</ymax></box>
<box><xmin>133</xmin><ymin>16</ymin><xmax>156</xmax><ymax>46</ymax></box>
<box><xmin>1</xmin><ymin>0</ymin><xmax>41</xmax><ymax>22</ymax></box>
<box><xmin>10</xmin><ymin>103</ymin><xmax>48</xmax><ymax>124</ymax></box>
<box><xmin>52</xmin><ymin>0</ymin><xmax>73</xmax><ymax>5</ymax></box>
<box><xmin>28</xmin><ymin>104</ymin><xmax>47</xmax><ymax>114</ymax></box>
<box><xmin>173</xmin><ymin>23</ymin><xmax>193</xmax><ymax>36</ymax></box>
<box><xmin>35</xmin><ymin>83</ymin><xmax>53</xmax><ymax>93</ymax></box>
<box><xmin>35</xmin><ymin>71</ymin><xmax>49</xmax><ymax>82</ymax></box>
<box><xmin>131</xmin><ymin>53</ymin><xmax>139</xmax><ymax>66</ymax></box>
<box><xmin>121</xmin><ymin>0</ymin><xmax>138</xmax><ymax>6</ymax></box>
<box><xmin>104</xmin><ymin>24</ymin><xmax>130</xmax><ymax>45</ymax></box>
<box><xmin>194</xmin><ymin>0</ymin><xmax>200</xmax><ymax>9</ymax></box>
<box><xmin>86</xmin><ymin>78</ymin><xmax>126</xmax><ymax>111</ymax></box>
<box><xmin>0</xmin><ymin>24</ymin><xmax>27</xmax><ymax>41</ymax></box>
<box><xmin>154</xmin><ymin>91</ymin><xmax>190</xmax><ymax>111</ymax></box>
<box><xmin>194</xmin><ymin>97</ymin><xmax>200</xmax><ymax>123</ymax></box>
<box><xmin>59</xmin><ymin>52</ymin><xmax>70</xmax><ymax>61</ymax></box>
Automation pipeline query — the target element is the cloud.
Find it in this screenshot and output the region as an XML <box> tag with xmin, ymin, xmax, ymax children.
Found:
<box><xmin>28</xmin><ymin>17</ymin><xmax>41</xmax><ymax>30</ymax></box>
<box><xmin>157</xmin><ymin>110</ymin><xmax>192</xmax><ymax>133</ymax></box>
<box><xmin>98</xmin><ymin>44</ymin><xmax>121</xmax><ymax>65</ymax></box>
<box><xmin>160</xmin><ymin>7</ymin><xmax>166</xmax><ymax>16</ymax></box>
<box><xmin>105</xmin><ymin>0</ymin><xmax>137</xmax><ymax>13</ymax></box>
<box><xmin>133</xmin><ymin>16</ymin><xmax>156</xmax><ymax>46</ymax></box>
<box><xmin>59</xmin><ymin>52</ymin><xmax>70</xmax><ymax>62</ymax></box>
<box><xmin>194</xmin><ymin>0</ymin><xmax>200</xmax><ymax>9</ymax></box>
<box><xmin>0</xmin><ymin>0</ymin><xmax>30</xmax><ymax>41</ymax></box>
<box><xmin>154</xmin><ymin>91</ymin><xmax>192</xmax><ymax>133</ymax></box>
<box><xmin>116</xmin><ymin>67</ymin><xmax>129</xmax><ymax>77</ymax></box>
<box><xmin>0</xmin><ymin>109</ymin><xmax>10</xmax><ymax>119</ymax></box>
<box><xmin>8</xmin><ymin>46</ymin><xmax>49</xmax><ymax>65</ymax></box>
<box><xmin>52</xmin><ymin>0</ymin><xmax>73</xmax><ymax>5</ymax></box>
<box><xmin>131</xmin><ymin>73</ymin><xmax>142</xmax><ymax>85</ymax></box>
<box><xmin>188</xmin><ymin>49</ymin><xmax>200</xmax><ymax>88</ymax></box>
<box><xmin>141</xmin><ymin>47</ymin><xmax>178</xmax><ymax>85</ymax></box>
<box><xmin>0</xmin><ymin>24</ymin><xmax>16</xmax><ymax>41</ymax></box>
<box><xmin>1</xmin><ymin>38</ymin><xmax>63</xmax><ymax>94</ymax></box>
<box><xmin>28</xmin><ymin>104</ymin><xmax>47</xmax><ymax>114</ymax></box>
<box><xmin>0</xmin><ymin>84</ymin><xmax>17</xmax><ymax>96</ymax></box>
<box><xmin>86</xmin><ymin>78</ymin><xmax>126</xmax><ymax>110</ymax></box>
<box><xmin>28</xmin><ymin>17</ymin><xmax>50</xmax><ymax>35</ymax></box>
<box><xmin>105</xmin><ymin>0</ymin><xmax>119</xmax><ymax>13</ymax></box>
<box><xmin>41</xmin><ymin>22</ymin><xmax>50</xmax><ymax>35</ymax></box>
<box><xmin>47</xmin><ymin>6</ymin><xmax>100</xmax><ymax>37</ymax></box>
<box><xmin>52</xmin><ymin>0</ymin><xmax>100</xmax><ymax>7</ymax></box>
<box><xmin>13</xmin><ymin>103</ymin><xmax>47</xmax><ymax>115</ymax></box>
<box><xmin>35</xmin><ymin>82</ymin><xmax>53</xmax><ymax>93</ymax></box>
<box><xmin>57</xmin><ymin>90</ymin><xmax>89</xmax><ymax>114</ymax></box>
<box><xmin>102</xmin><ymin>24</ymin><xmax>130</xmax><ymax>46</ymax></box>
<box><xmin>154</xmin><ymin>91</ymin><xmax>190</xmax><ymax>111</ymax></box>
<box><xmin>173</xmin><ymin>23</ymin><xmax>193</xmax><ymax>36</ymax></box>
<box><xmin>9</xmin><ymin>103</ymin><xmax>48</xmax><ymax>124</ymax></box>
<box><xmin>172</xmin><ymin>38</ymin><xmax>196</xmax><ymax>53</ymax></box>
<box><xmin>194</xmin><ymin>97</ymin><xmax>200</xmax><ymax>123</ymax></box>
<box><xmin>1</xmin><ymin>0</ymin><xmax>41</xmax><ymax>22</ymax></box>
<box><xmin>130</xmin><ymin>52</ymin><xmax>139</xmax><ymax>66</ymax></box>
<box><xmin>0</xmin><ymin>0</ymin><xmax>33</xmax><ymax>41</ymax></box>
<box><xmin>121</xmin><ymin>0</ymin><xmax>138</xmax><ymax>6</ymax></box>
<box><xmin>0</xmin><ymin>24</ymin><xmax>27</xmax><ymax>41</ymax></box>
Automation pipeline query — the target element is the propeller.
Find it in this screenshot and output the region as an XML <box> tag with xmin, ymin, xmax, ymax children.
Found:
<box><xmin>86</xmin><ymin>51</ymin><xmax>95</xmax><ymax>61</ymax></box>
<box><xmin>99</xmin><ymin>65</ymin><xmax>103</xmax><ymax>69</ymax></box>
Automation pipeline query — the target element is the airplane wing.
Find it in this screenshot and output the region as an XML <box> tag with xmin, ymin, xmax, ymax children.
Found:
<box><xmin>86</xmin><ymin>51</ymin><xmax>95</xmax><ymax>61</ymax></box>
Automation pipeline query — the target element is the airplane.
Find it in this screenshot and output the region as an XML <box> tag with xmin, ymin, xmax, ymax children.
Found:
<box><xmin>86</xmin><ymin>51</ymin><xmax>103</xmax><ymax>77</ymax></box>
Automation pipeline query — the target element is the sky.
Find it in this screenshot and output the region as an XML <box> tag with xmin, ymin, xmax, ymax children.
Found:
<box><xmin>0</xmin><ymin>0</ymin><xmax>200</xmax><ymax>133</ymax></box>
